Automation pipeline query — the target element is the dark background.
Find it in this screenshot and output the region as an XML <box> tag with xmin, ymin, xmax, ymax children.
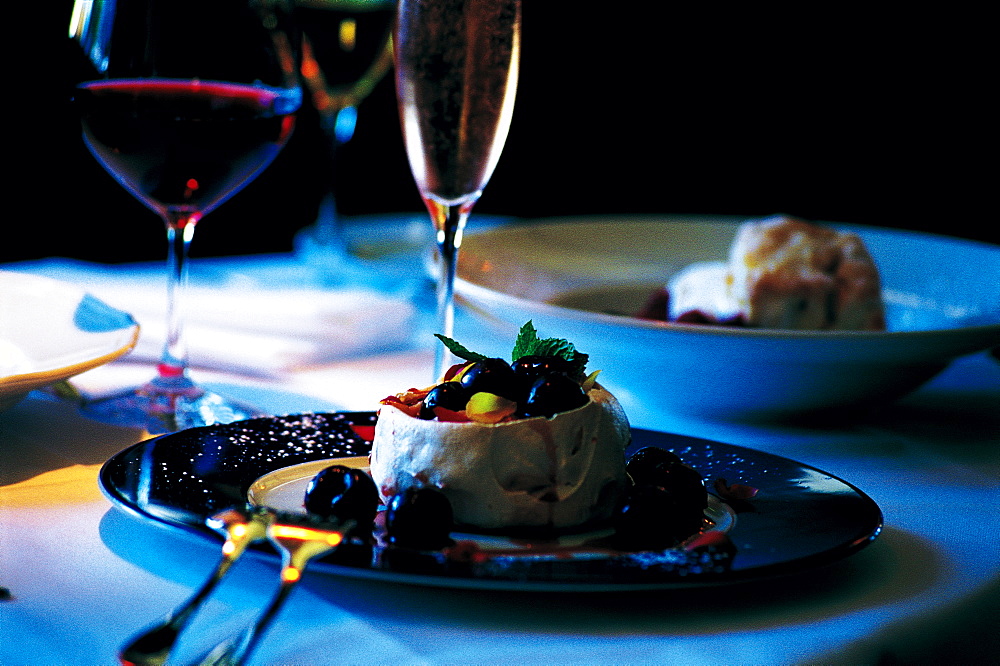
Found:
<box><xmin>7</xmin><ymin>4</ymin><xmax>994</xmax><ymax>265</ymax></box>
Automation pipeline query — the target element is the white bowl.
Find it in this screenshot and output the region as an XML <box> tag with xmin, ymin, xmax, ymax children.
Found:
<box><xmin>0</xmin><ymin>271</ymin><xmax>140</xmax><ymax>411</ymax></box>
<box><xmin>455</xmin><ymin>216</ymin><xmax>1000</xmax><ymax>421</ymax></box>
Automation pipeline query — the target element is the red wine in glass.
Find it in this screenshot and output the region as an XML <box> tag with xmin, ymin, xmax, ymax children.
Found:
<box><xmin>70</xmin><ymin>0</ymin><xmax>302</xmax><ymax>432</ymax></box>
<box><xmin>78</xmin><ymin>80</ymin><xmax>297</xmax><ymax>220</ymax></box>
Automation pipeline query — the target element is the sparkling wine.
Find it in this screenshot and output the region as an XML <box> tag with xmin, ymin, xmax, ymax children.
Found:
<box><xmin>77</xmin><ymin>79</ymin><xmax>299</xmax><ymax>219</ymax></box>
<box><xmin>395</xmin><ymin>0</ymin><xmax>520</xmax><ymax>203</ymax></box>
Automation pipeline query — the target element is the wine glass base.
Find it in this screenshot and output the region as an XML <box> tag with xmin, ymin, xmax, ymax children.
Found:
<box><xmin>80</xmin><ymin>379</ymin><xmax>262</xmax><ymax>434</ymax></box>
<box><xmin>293</xmin><ymin>212</ymin><xmax>435</xmax><ymax>290</ymax></box>
<box><xmin>294</xmin><ymin>221</ymin><xmax>358</xmax><ymax>283</ymax></box>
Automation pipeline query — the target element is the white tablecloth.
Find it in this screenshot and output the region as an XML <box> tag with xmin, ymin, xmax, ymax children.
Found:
<box><xmin>2</xmin><ymin>231</ymin><xmax>998</xmax><ymax>665</ymax></box>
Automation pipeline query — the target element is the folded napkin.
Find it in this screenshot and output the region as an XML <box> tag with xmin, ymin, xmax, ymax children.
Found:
<box><xmin>8</xmin><ymin>258</ymin><xmax>420</xmax><ymax>376</ymax></box>
<box><xmin>91</xmin><ymin>282</ymin><xmax>418</xmax><ymax>375</ymax></box>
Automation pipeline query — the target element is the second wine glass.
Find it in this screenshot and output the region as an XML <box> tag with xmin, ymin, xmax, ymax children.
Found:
<box><xmin>294</xmin><ymin>0</ymin><xmax>396</xmax><ymax>277</ymax></box>
<box><xmin>394</xmin><ymin>0</ymin><xmax>521</xmax><ymax>379</ymax></box>
<box><xmin>70</xmin><ymin>0</ymin><xmax>302</xmax><ymax>432</ymax></box>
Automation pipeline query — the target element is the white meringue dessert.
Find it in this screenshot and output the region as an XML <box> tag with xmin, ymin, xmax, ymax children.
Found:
<box><xmin>369</xmin><ymin>322</ymin><xmax>632</xmax><ymax>531</ymax></box>
<box><xmin>370</xmin><ymin>383</ymin><xmax>630</xmax><ymax>530</ymax></box>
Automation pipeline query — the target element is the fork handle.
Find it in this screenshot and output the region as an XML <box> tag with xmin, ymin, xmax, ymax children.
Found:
<box><xmin>197</xmin><ymin>538</ymin><xmax>339</xmax><ymax>666</ymax></box>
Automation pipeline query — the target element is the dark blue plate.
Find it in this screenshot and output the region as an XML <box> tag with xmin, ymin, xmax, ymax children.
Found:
<box><xmin>99</xmin><ymin>412</ymin><xmax>882</xmax><ymax>591</ymax></box>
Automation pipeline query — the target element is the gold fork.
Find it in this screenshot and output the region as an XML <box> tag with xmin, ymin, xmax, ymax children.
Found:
<box><xmin>118</xmin><ymin>506</ymin><xmax>275</xmax><ymax>666</ymax></box>
<box><xmin>196</xmin><ymin>515</ymin><xmax>354</xmax><ymax>666</ymax></box>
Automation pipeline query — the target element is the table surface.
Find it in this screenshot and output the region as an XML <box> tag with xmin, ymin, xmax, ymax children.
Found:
<box><xmin>2</xmin><ymin>219</ymin><xmax>999</xmax><ymax>665</ymax></box>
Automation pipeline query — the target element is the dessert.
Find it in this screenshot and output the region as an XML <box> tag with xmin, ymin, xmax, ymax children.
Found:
<box><xmin>662</xmin><ymin>215</ymin><xmax>886</xmax><ymax>330</ymax></box>
<box><xmin>369</xmin><ymin>322</ymin><xmax>632</xmax><ymax>531</ymax></box>
<box><xmin>296</xmin><ymin>326</ymin><xmax>726</xmax><ymax>559</ymax></box>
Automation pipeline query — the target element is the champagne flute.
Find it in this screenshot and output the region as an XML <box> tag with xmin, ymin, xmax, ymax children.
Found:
<box><xmin>394</xmin><ymin>0</ymin><xmax>520</xmax><ymax>378</ymax></box>
<box><xmin>294</xmin><ymin>0</ymin><xmax>395</xmax><ymax>273</ymax></box>
<box><xmin>69</xmin><ymin>0</ymin><xmax>302</xmax><ymax>433</ymax></box>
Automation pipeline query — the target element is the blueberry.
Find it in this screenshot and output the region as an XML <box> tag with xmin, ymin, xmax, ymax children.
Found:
<box><xmin>663</xmin><ymin>464</ymin><xmax>708</xmax><ymax>514</ymax></box>
<box><xmin>385</xmin><ymin>487</ymin><xmax>454</xmax><ymax>550</ymax></box>
<box><xmin>626</xmin><ymin>446</ymin><xmax>684</xmax><ymax>485</ymax></box>
<box><xmin>614</xmin><ymin>483</ymin><xmax>705</xmax><ymax>549</ymax></box>
<box><xmin>614</xmin><ymin>484</ymin><xmax>681</xmax><ymax>549</ymax></box>
<box><xmin>626</xmin><ymin>448</ymin><xmax>707</xmax><ymax>513</ymax></box>
<box><xmin>459</xmin><ymin>358</ymin><xmax>521</xmax><ymax>401</ymax></box>
<box><xmin>303</xmin><ymin>465</ymin><xmax>380</xmax><ymax>529</ymax></box>
<box><xmin>518</xmin><ymin>372</ymin><xmax>588</xmax><ymax>419</ymax></box>
<box><xmin>419</xmin><ymin>381</ymin><xmax>470</xmax><ymax>419</ymax></box>
<box><xmin>511</xmin><ymin>355</ymin><xmax>575</xmax><ymax>382</ymax></box>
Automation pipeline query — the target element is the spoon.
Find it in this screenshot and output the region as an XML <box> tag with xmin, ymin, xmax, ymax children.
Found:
<box><xmin>118</xmin><ymin>505</ymin><xmax>275</xmax><ymax>666</ymax></box>
<box><xmin>197</xmin><ymin>515</ymin><xmax>354</xmax><ymax>666</ymax></box>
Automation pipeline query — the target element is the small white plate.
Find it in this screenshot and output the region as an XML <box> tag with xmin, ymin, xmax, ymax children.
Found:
<box><xmin>0</xmin><ymin>271</ymin><xmax>140</xmax><ymax>411</ymax></box>
<box><xmin>455</xmin><ymin>216</ymin><xmax>1000</xmax><ymax>421</ymax></box>
<box><xmin>247</xmin><ymin>456</ymin><xmax>370</xmax><ymax>513</ymax></box>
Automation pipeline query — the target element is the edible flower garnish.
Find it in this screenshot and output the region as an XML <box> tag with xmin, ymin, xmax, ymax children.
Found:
<box><xmin>466</xmin><ymin>392</ymin><xmax>517</xmax><ymax>423</ymax></box>
<box><xmin>380</xmin><ymin>388</ymin><xmax>430</xmax><ymax>417</ymax></box>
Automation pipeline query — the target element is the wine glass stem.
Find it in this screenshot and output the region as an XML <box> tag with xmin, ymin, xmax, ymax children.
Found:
<box><xmin>424</xmin><ymin>197</ymin><xmax>475</xmax><ymax>379</ymax></box>
<box><xmin>312</xmin><ymin>107</ymin><xmax>355</xmax><ymax>252</ymax></box>
<box><xmin>157</xmin><ymin>211</ymin><xmax>200</xmax><ymax>389</ymax></box>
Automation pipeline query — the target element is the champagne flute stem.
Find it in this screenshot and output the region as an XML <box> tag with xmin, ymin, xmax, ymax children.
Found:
<box><xmin>424</xmin><ymin>197</ymin><xmax>475</xmax><ymax>380</ymax></box>
<box><xmin>157</xmin><ymin>212</ymin><xmax>200</xmax><ymax>388</ymax></box>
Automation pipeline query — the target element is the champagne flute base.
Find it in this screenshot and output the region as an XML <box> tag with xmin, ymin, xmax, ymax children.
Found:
<box><xmin>80</xmin><ymin>377</ymin><xmax>261</xmax><ymax>434</ymax></box>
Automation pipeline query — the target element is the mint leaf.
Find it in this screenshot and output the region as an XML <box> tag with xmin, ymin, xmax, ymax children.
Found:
<box><xmin>563</xmin><ymin>350</ymin><xmax>590</xmax><ymax>377</ymax></box>
<box><xmin>434</xmin><ymin>334</ymin><xmax>488</xmax><ymax>362</ymax></box>
<box><xmin>510</xmin><ymin>321</ymin><xmax>589</xmax><ymax>376</ymax></box>
<box><xmin>511</xmin><ymin>320</ymin><xmax>540</xmax><ymax>360</ymax></box>
<box><xmin>436</xmin><ymin>321</ymin><xmax>589</xmax><ymax>377</ymax></box>
<box><xmin>527</xmin><ymin>337</ymin><xmax>575</xmax><ymax>359</ymax></box>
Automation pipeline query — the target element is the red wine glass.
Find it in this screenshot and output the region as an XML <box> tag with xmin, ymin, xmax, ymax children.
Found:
<box><xmin>69</xmin><ymin>0</ymin><xmax>302</xmax><ymax>432</ymax></box>
<box><xmin>394</xmin><ymin>0</ymin><xmax>521</xmax><ymax>379</ymax></box>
